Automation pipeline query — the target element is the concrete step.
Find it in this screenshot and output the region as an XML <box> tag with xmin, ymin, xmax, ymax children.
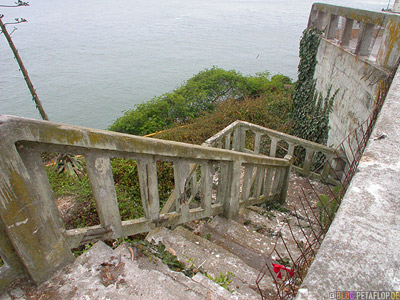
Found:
<box><xmin>196</xmin><ymin>215</ymin><xmax>276</xmax><ymax>272</ymax></box>
<box><xmin>2</xmin><ymin>241</ymin><xmax>230</xmax><ymax>300</ymax></box>
<box><xmin>147</xmin><ymin>226</ymin><xmax>261</xmax><ymax>300</ymax></box>
<box><xmin>174</xmin><ymin>226</ymin><xmax>275</xmax><ymax>296</ymax></box>
<box><xmin>239</xmin><ymin>206</ymin><xmax>310</xmax><ymax>262</ymax></box>
<box><xmin>114</xmin><ymin>243</ymin><xmax>234</xmax><ymax>300</ymax></box>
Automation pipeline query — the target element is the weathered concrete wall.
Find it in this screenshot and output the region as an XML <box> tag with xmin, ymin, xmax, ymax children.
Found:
<box><xmin>297</xmin><ymin>55</ymin><xmax>400</xmax><ymax>300</ymax></box>
<box><xmin>309</xmin><ymin>3</ymin><xmax>400</xmax><ymax>152</ymax></box>
<box><xmin>393</xmin><ymin>0</ymin><xmax>400</xmax><ymax>13</ymax></box>
<box><xmin>314</xmin><ymin>40</ymin><xmax>389</xmax><ymax>148</ymax></box>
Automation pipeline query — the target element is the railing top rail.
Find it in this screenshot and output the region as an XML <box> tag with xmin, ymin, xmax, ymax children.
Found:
<box><xmin>0</xmin><ymin>115</ymin><xmax>289</xmax><ymax>167</ymax></box>
<box><xmin>204</xmin><ymin>120</ymin><xmax>342</xmax><ymax>155</ymax></box>
<box><xmin>203</xmin><ymin>120</ymin><xmax>241</xmax><ymax>146</ymax></box>
<box><xmin>311</xmin><ymin>3</ymin><xmax>400</xmax><ymax>25</ymax></box>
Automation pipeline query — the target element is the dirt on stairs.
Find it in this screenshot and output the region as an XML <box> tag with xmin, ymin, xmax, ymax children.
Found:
<box><xmin>1</xmin><ymin>240</ymin><xmax>239</xmax><ymax>300</ymax></box>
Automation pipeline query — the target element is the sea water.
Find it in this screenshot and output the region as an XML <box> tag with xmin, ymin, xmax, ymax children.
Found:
<box><xmin>0</xmin><ymin>0</ymin><xmax>389</xmax><ymax>129</ymax></box>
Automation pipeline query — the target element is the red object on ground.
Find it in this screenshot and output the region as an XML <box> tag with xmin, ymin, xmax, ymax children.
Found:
<box><xmin>272</xmin><ymin>263</ymin><xmax>294</xmax><ymax>279</ymax></box>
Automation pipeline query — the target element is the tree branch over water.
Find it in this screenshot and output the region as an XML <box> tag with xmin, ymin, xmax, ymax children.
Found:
<box><xmin>0</xmin><ymin>1</ymin><xmax>29</xmax><ymax>7</ymax></box>
<box><xmin>0</xmin><ymin>14</ymin><xmax>49</xmax><ymax>120</ymax></box>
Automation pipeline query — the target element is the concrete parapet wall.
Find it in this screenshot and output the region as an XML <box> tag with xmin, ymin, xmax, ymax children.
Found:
<box><xmin>297</xmin><ymin>56</ymin><xmax>400</xmax><ymax>300</ymax></box>
<box><xmin>310</xmin><ymin>3</ymin><xmax>400</xmax><ymax>70</ymax></box>
<box><xmin>314</xmin><ymin>39</ymin><xmax>390</xmax><ymax>148</ymax></box>
<box><xmin>309</xmin><ymin>3</ymin><xmax>400</xmax><ymax>155</ymax></box>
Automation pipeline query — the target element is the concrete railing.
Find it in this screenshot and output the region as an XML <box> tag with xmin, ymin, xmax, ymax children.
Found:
<box><xmin>308</xmin><ymin>3</ymin><xmax>400</xmax><ymax>70</ymax></box>
<box><xmin>203</xmin><ymin>120</ymin><xmax>347</xmax><ymax>184</ymax></box>
<box><xmin>0</xmin><ymin>115</ymin><xmax>292</xmax><ymax>288</ymax></box>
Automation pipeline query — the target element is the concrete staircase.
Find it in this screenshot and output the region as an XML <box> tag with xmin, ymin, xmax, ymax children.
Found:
<box><xmin>1</xmin><ymin>199</ymin><xmax>312</xmax><ymax>300</ymax></box>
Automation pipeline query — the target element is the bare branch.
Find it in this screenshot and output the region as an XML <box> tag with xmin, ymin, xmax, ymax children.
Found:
<box><xmin>0</xmin><ymin>1</ymin><xmax>29</xmax><ymax>7</ymax></box>
<box><xmin>9</xmin><ymin>26</ymin><xmax>17</xmax><ymax>35</ymax></box>
<box><xmin>3</xmin><ymin>18</ymin><xmax>27</xmax><ymax>26</ymax></box>
<box><xmin>0</xmin><ymin>17</ymin><xmax>49</xmax><ymax>120</ymax></box>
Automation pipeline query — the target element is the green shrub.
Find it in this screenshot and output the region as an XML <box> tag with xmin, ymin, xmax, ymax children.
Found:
<box><xmin>153</xmin><ymin>93</ymin><xmax>292</xmax><ymax>145</ymax></box>
<box><xmin>45</xmin><ymin>163</ymin><xmax>98</xmax><ymax>229</ymax></box>
<box><xmin>206</xmin><ymin>272</ymin><xmax>234</xmax><ymax>291</ymax></box>
<box><xmin>108</xmin><ymin>67</ymin><xmax>292</xmax><ymax>136</ymax></box>
<box><xmin>318</xmin><ymin>186</ymin><xmax>342</xmax><ymax>232</ymax></box>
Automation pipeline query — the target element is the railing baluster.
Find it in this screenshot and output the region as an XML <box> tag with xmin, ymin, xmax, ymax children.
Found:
<box><xmin>263</xmin><ymin>167</ymin><xmax>274</xmax><ymax>197</ymax></box>
<box><xmin>232</xmin><ymin>125</ymin><xmax>246</xmax><ymax>152</ymax></box>
<box><xmin>232</xmin><ymin>127</ymin><xmax>240</xmax><ymax>151</ymax></box>
<box><xmin>225</xmin><ymin>132</ymin><xmax>232</xmax><ymax>150</ymax></box>
<box><xmin>223</xmin><ymin>160</ymin><xmax>242</xmax><ymax>220</ymax></box>
<box><xmin>288</xmin><ymin>142</ymin><xmax>295</xmax><ymax>156</ymax></box>
<box><xmin>254</xmin><ymin>166</ymin><xmax>265</xmax><ymax>200</ymax></box>
<box><xmin>242</xmin><ymin>165</ymin><xmax>254</xmax><ymax>203</ymax></box>
<box><xmin>85</xmin><ymin>156</ymin><xmax>122</xmax><ymax>237</ymax></box>
<box><xmin>279</xmin><ymin>155</ymin><xmax>294</xmax><ymax>203</ymax></box>
<box><xmin>216</xmin><ymin>139</ymin><xmax>223</xmax><ymax>149</ymax></box>
<box><xmin>303</xmin><ymin>148</ymin><xmax>316</xmax><ymax>175</ymax></box>
<box><xmin>240</xmin><ymin>127</ymin><xmax>246</xmax><ymax>152</ymax></box>
<box><xmin>190</xmin><ymin>165</ymin><xmax>198</xmax><ymax>198</ymax></box>
<box><xmin>137</xmin><ymin>157</ymin><xmax>160</xmax><ymax>223</ymax></box>
<box><xmin>217</xmin><ymin>161</ymin><xmax>230</xmax><ymax>205</ymax></box>
<box><xmin>254</xmin><ymin>132</ymin><xmax>262</xmax><ymax>154</ymax></box>
<box><xmin>321</xmin><ymin>157</ymin><xmax>332</xmax><ymax>180</ymax></box>
<box><xmin>270</xmin><ymin>137</ymin><xmax>279</xmax><ymax>157</ymax></box>
<box><xmin>200</xmin><ymin>162</ymin><xmax>213</xmax><ymax>215</ymax></box>
<box><xmin>173</xmin><ymin>160</ymin><xmax>191</xmax><ymax>223</ymax></box>
<box><xmin>272</xmin><ymin>168</ymin><xmax>282</xmax><ymax>195</ymax></box>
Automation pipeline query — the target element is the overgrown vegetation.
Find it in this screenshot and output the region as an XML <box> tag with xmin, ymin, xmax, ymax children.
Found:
<box><xmin>318</xmin><ymin>186</ymin><xmax>342</xmax><ymax>232</ymax></box>
<box><xmin>153</xmin><ymin>93</ymin><xmax>292</xmax><ymax>144</ymax></box>
<box><xmin>292</xmin><ymin>27</ymin><xmax>338</xmax><ymax>145</ymax></box>
<box><xmin>46</xmin><ymin>162</ymin><xmax>97</xmax><ymax>229</ymax></box>
<box><xmin>109</xmin><ymin>67</ymin><xmax>292</xmax><ymax>136</ymax></box>
<box><xmin>206</xmin><ymin>272</ymin><xmax>234</xmax><ymax>291</ymax></box>
<box><xmin>46</xmin><ymin>156</ymin><xmax>175</xmax><ymax>229</ymax></box>
<box><xmin>133</xmin><ymin>240</ymin><xmax>199</xmax><ymax>277</ymax></box>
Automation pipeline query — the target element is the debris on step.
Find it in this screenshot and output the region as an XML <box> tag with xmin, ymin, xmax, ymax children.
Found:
<box><xmin>174</xmin><ymin>226</ymin><xmax>276</xmax><ymax>297</ymax></box>
<box><xmin>239</xmin><ymin>206</ymin><xmax>313</xmax><ymax>261</ymax></box>
<box><xmin>196</xmin><ymin>216</ymin><xmax>276</xmax><ymax>270</ymax></box>
<box><xmin>147</xmin><ymin>227</ymin><xmax>261</xmax><ymax>299</ymax></box>
<box><xmin>113</xmin><ymin>243</ymin><xmax>234</xmax><ymax>300</ymax></box>
<box><xmin>1</xmin><ymin>241</ymin><xmax>227</xmax><ymax>300</ymax></box>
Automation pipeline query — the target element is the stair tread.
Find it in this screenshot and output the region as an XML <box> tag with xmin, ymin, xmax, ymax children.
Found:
<box><xmin>198</xmin><ymin>216</ymin><xmax>276</xmax><ymax>266</ymax></box>
<box><xmin>240</xmin><ymin>207</ymin><xmax>309</xmax><ymax>261</ymax></box>
<box><xmin>174</xmin><ymin>226</ymin><xmax>275</xmax><ymax>293</ymax></box>
<box><xmin>4</xmin><ymin>241</ymin><xmax>224</xmax><ymax>300</ymax></box>
<box><xmin>114</xmin><ymin>243</ymin><xmax>234</xmax><ymax>300</ymax></box>
<box><xmin>147</xmin><ymin>227</ymin><xmax>261</xmax><ymax>299</ymax></box>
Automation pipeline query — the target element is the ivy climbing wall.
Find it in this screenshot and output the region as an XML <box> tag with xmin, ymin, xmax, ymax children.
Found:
<box><xmin>292</xmin><ymin>27</ymin><xmax>337</xmax><ymax>146</ymax></box>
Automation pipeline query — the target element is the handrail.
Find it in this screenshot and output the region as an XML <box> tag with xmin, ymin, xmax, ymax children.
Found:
<box><xmin>204</xmin><ymin>120</ymin><xmax>347</xmax><ymax>184</ymax></box>
<box><xmin>0</xmin><ymin>115</ymin><xmax>292</xmax><ymax>287</ymax></box>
